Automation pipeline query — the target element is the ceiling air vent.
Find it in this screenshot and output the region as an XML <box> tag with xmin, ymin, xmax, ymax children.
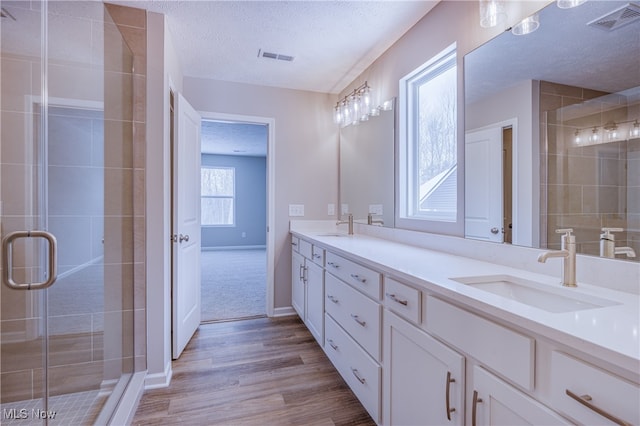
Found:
<box><xmin>587</xmin><ymin>2</ymin><xmax>640</xmax><ymax>31</ymax></box>
<box><xmin>258</xmin><ymin>49</ymin><xmax>295</xmax><ymax>62</ymax></box>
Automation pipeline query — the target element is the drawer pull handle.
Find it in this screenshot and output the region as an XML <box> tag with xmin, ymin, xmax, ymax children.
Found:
<box><xmin>351</xmin><ymin>368</ymin><xmax>366</xmax><ymax>384</ymax></box>
<box><xmin>327</xmin><ymin>261</ymin><xmax>340</xmax><ymax>269</ymax></box>
<box><xmin>327</xmin><ymin>294</ymin><xmax>339</xmax><ymax>304</ymax></box>
<box><xmin>445</xmin><ymin>371</ymin><xmax>456</xmax><ymax>421</ymax></box>
<box><xmin>313</xmin><ymin>254</ymin><xmax>322</xmax><ymax>259</ymax></box>
<box><xmin>350</xmin><ymin>314</ymin><xmax>366</xmax><ymax>327</ymax></box>
<box><xmin>291</xmin><ymin>241</ymin><xmax>298</xmax><ymax>246</ymax></box>
<box><xmin>350</xmin><ymin>273</ymin><xmax>367</xmax><ymax>283</ymax></box>
<box><xmin>472</xmin><ymin>390</ymin><xmax>482</xmax><ymax>426</ymax></box>
<box><xmin>386</xmin><ymin>292</ymin><xmax>408</xmax><ymax>306</ymax></box>
<box><xmin>565</xmin><ymin>389</ymin><xmax>631</xmax><ymax>426</ymax></box>
<box><xmin>327</xmin><ymin>339</ymin><xmax>338</xmax><ymax>351</ymax></box>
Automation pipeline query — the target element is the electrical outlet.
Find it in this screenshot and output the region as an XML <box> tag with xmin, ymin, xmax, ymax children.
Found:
<box><xmin>341</xmin><ymin>203</ymin><xmax>349</xmax><ymax>215</ymax></box>
<box><xmin>327</xmin><ymin>203</ymin><xmax>335</xmax><ymax>215</ymax></box>
<box><xmin>241</xmin><ymin>232</ymin><xmax>246</xmax><ymax>238</ymax></box>
<box><xmin>369</xmin><ymin>204</ymin><xmax>383</xmax><ymax>215</ymax></box>
<box><xmin>289</xmin><ymin>204</ymin><xmax>305</xmax><ymax>217</ymax></box>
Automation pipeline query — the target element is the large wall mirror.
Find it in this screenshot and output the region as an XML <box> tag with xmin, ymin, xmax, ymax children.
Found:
<box><xmin>339</xmin><ymin>102</ymin><xmax>395</xmax><ymax>228</ymax></box>
<box><xmin>465</xmin><ymin>0</ymin><xmax>639</xmax><ymax>261</ymax></box>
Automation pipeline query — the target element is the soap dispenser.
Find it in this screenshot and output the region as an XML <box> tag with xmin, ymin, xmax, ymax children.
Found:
<box><xmin>600</xmin><ymin>228</ymin><xmax>636</xmax><ymax>258</ymax></box>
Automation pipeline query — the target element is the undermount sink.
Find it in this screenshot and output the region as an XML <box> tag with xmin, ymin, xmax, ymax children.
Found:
<box><xmin>450</xmin><ymin>274</ymin><xmax>619</xmax><ymax>313</ymax></box>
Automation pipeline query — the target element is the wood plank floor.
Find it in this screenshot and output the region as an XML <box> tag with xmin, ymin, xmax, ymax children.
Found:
<box><xmin>132</xmin><ymin>316</ymin><xmax>376</xmax><ymax>425</ymax></box>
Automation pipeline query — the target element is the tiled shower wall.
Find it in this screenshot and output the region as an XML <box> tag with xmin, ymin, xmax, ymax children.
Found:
<box><xmin>0</xmin><ymin>2</ymin><xmax>147</xmax><ymax>403</ymax></box>
<box><xmin>103</xmin><ymin>2</ymin><xmax>148</xmax><ymax>378</ymax></box>
<box><xmin>540</xmin><ymin>81</ymin><xmax>639</xmax><ymax>259</ymax></box>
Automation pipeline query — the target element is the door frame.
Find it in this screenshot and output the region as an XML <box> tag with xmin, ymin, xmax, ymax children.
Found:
<box><xmin>197</xmin><ymin>111</ymin><xmax>276</xmax><ymax>317</ymax></box>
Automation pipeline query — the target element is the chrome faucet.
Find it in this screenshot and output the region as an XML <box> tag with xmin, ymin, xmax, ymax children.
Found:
<box><xmin>600</xmin><ymin>228</ymin><xmax>636</xmax><ymax>259</ymax></box>
<box><xmin>537</xmin><ymin>228</ymin><xmax>577</xmax><ymax>287</ymax></box>
<box><xmin>336</xmin><ymin>213</ymin><xmax>354</xmax><ymax>235</ymax></box>
<box><xmin>367</xmin><ymin>213</ymin><xmax>384</xmax><ymax>226</ymax></box>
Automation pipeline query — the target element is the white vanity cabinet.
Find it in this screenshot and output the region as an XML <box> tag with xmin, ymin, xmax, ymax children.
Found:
<box><xmin>383</xmin><ymin>310</ymin><xmax>465</xmax><ymax>426</ymax></box>
<box><xmin>291</xmin><ymin>235</ymin><xmax>324</xmax><ymax>345</ymax></box>
<box><xmin>290</xmin><ymin>231</ymin><xmax>639</xmax><ymax>426</ymax></box>
<box><xmin>471</xmin><ymin>366</ymin><xmax>570</xmax><ymax>426</ymax></box>
<box><xmin>323</xmin><ymin>249</ymin><xmax>382</xmax><ymax>423</ymax></box>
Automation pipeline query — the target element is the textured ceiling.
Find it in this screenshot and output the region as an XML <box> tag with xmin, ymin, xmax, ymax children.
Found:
<box><xmin>110</xmin><ymin>0</ymin><xmax>440</xmax><ymax>94</ymax></box>
<box><xmin>466</xmin><ymin>0</ymin><xmax>640</xmax><ymax>104</ymax></box>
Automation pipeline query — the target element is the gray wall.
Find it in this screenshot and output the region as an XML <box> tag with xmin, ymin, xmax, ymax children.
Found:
<box><xmin>201</xmin><ymin>154</ymin><xmax>267</xmax><ymax>248</ymax></box>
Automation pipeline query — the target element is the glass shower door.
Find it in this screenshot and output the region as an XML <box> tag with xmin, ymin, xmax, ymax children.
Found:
<box><xmin>1</xmin><ymin>1</ymin><xmax>136</xmax><ymax>424</ymax></box>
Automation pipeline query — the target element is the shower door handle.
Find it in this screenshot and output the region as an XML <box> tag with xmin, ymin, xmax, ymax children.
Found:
<box><xmin>2</xmin><ymin>230</ymin><xmax>58</xmax><ymax>290</ymax></box>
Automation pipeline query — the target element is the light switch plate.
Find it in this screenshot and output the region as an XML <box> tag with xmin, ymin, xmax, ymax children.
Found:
<box><xmin>289</xmin><ymin>204</ymin><xmax>305</xmax><ymax>217</ymax></box>
<box><xmin>327</xmin><ymin>204</ymin><xmax>335</xmax><ymax>215</ymax></box>
<box><xmin>341</xmin><ymin>203</ymin><xmax>349</xmax><ymax>215</ymax></box>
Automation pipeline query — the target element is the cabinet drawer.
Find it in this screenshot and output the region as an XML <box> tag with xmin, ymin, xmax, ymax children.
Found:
<box><xmin>298</xmin><ymin>238</ymin><xmax>313</xmax><ymax>259</ymax></box>
<box><xmin>550</xmin><ymin>351</ymin><xmax>639</xmax><ymax>425</ymax></box>
<box><xmin>325</xmin><ymin>273</ymin><xmax>381</xmax><ymax>361</ymax></box>
<box><xmin>384</xmin><ymin>277</ymin><xmax>421</xmax><ymax>325</ymax></box>
<box><xmin>291</xmin><ymin>235</ymin><xmax>300</xmax><ymax>252</ymax></box>
<box><xmin>311</xmin><ymin>245</ymin><xmax>324</xmax><ymax>266</ymax></box>
<box><xmin>325</xmin><ymin>251</ymin><xmax>381</xmax><ymax>300</ymax></box>
<box><xmin>325</xmin><ymin>314</ymin><xmax>381</xmax><ymax>423</ymax></box>
<box><xmin>426</xmin><ymin>296</ymin><xmax>534</xmax><ymax>391</ymax></box>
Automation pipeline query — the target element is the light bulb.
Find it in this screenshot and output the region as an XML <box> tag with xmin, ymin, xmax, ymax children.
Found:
<box><xmin>479</xmin><ymin>0</ymin><xmax>506</xmax><ymax>28</ymax></box>
<box><xmin>589</xmin><ymin>127</ymin><xmax>599</xmax><ymax>143</ymax></box>
<box><xmin>557</xmin><ymin>0</ymin><xmax>587</xmax><ymax>9</ymax></box>
<box><xmin>333</xmin><ymin>103</ymin><xmax>342</xmax><ymax>125</ymax></box>
<box><xmin>574</xmin><ymin>130</ymin><xmax>581</xmax><ymax>145</ymax></box>
<box><xmin>630</xmin><ymin>121</ymin><xmax>640</xmax><ymax>139</ymax></box>
<box><xmin>511</xmin><ymin>13</ymin><xmax>539</xmax><ymax>36</ymax></box>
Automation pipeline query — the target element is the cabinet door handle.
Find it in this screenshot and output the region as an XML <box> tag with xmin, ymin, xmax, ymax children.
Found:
<box><xmin>565</xmin><ymin>389</ymin><xmax>631</xmax><ymax>426</ymax></box>
<box><xmin>385</xmin><ymin>292</ymin><xmax>408</xmax><ymax>306</ymax></box>
<box><xmin>299</xmin><ymin>265</ymin><xmax>305</xmax><ymax>281</ymax></box>
<box><xmin>445</xmin><ymin>371</ymin><xmax>456</xmax><ymax>421</ymax></box>
<box><xmin>351</xmin><ymin>367</ymin><xmax>366</xmax><ymax>384</ymax></box>
<box><xmin>327</xmin><ymin>294</ymin><xmax>339</xmax><ymax>304</ymax></box>
<box><xmin>313</xmin><ymin>253</ymin><xmax>322</xmax><ymax>259</ymax></box>
<box><xmin>291</xmin><ymin>241</ymin><xmax>298</xmax><ymax>246</ymax></box>
<box><xmin>327</xmin><ymin>261</ymin><xmax>339</xmax><ymax>269</ymax></box>
<box><xmin>350</xmin><ymin>273</ymin><xmax>366</xmax><ymax>283</ymax></box>
<box><xmin>327</xmin><ymin>339</ymin><xmax>338</xmax><ymax>351</ymax></box>
<box><xmin>472</xmin><ymin>390</ymin><xmax>482</xmax><ymax>426</ymax></box>
<box><xmin>350</xmin><ymin>314</ymin><xmax>366</xmax><ymax>327</ymax></box>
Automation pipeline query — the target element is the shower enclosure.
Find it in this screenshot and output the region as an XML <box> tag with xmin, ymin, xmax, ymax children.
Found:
<box><xmin>1</xmin><ymin>1</ymin><xmax>143</xmax><ymax>424</ymax></box>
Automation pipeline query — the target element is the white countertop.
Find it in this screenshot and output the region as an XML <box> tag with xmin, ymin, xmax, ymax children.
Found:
<box><xmin>291</xmin><ymin>228</ymin><xmax>640</xmax><ymax>378</ymax></box>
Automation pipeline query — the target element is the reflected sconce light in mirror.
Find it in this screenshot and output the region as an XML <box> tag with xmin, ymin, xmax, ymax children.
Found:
<box><xmin>573</xmin><ymin>119</ymin><xmax>640</xmax><ymax>145</ymax></box>
<box><xmin>479</xmin><ymin>0</ymin><xmax>506</xmax><ymax>28</ymax></box>
<box><xmin>557</xmin><ymin>0</ymin><xmax>587</xmax><ymax>9</ymax></box>
<box><xmin>333</xmin><ymin>81</ymin><xmax>391</xmax><ymax>127</ymax></box>
<box><xmin>511</xmin><ymin>13</ymin><xmax>540</xmax><ymax>35</ymax></box>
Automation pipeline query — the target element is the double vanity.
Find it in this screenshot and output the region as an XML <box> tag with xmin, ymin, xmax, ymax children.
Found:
<box><xmin>290</xmin><ymin>221</ymin><xmax>639</xmax><ymax>425</ymax></box>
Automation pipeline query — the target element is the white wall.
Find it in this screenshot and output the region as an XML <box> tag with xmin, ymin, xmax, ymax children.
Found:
<box><xmin>145</xmin><ymin>11</ymin><xmax>183</xmax><ymax>388</ymax></box>
<box><xmin>183</xmin><ymin>78</ymin><xmax>337</xmax><ymax>310</ymax></box>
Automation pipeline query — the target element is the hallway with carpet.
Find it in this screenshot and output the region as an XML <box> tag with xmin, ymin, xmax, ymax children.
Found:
<box><xmin>200</xmin><ymin>249</ymin><xmax>267</xmax><ymax>322</ymax></box>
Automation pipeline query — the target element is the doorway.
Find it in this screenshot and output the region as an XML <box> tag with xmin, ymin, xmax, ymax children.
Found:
<box><xmin>200</xmin><ymin>119</ymin><xmax>270</xmax><ymax>322</ymax></box>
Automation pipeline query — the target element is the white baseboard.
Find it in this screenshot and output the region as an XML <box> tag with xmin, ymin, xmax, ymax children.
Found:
<box><xmin>144</xmin><ymin>362</ymin><xmax>173</xmax><ymax>390</ymax></box>
<box><xmin>272</xmin><ymin>306</ymin><xmax>296</xmax><ymax>317</ymax></box>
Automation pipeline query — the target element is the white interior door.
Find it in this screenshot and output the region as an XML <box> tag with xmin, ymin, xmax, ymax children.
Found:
<box><xmin>465</xmin><ymin>126</ymin><xmax>503</xmax><ymax>242</ymax></box>
<box><xmin>172</xmin><ymin>93</ymin><xmax>202</xmax><ymax>359</ymax></box>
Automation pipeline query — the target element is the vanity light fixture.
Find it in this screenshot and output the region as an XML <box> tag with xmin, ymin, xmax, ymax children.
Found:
<box><xmin>479</xmin><ymin>0</ymin><xmax>506</xmax><ymax>28</ymax></box>
<box><xmin>511</xmin><ymin>13</ymin><xmax>540</xmax><ymax>35</ymax></box>
<box><xmin>333</xmin><ymin>81</ymin><xmax>385</xmax><ymax>127</ymax></box>
<box><xmin>573</xmin><ymin>118</ymin><xmax>640</xmax><ymax>145</ymax></box>
<box><xmin>557</xmin><ymin>0</ymin><xmax>587</xmax><ymax>9</ymax></box>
